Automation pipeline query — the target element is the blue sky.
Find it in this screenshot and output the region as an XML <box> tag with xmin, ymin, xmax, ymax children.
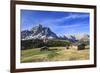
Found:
<box><xmin>21</xmin><ymin>9</ymin><xmax>90</xmax><ymax>36</ymax></box>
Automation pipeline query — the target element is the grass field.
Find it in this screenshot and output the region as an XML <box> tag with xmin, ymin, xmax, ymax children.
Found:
<box><xmin>21</xmin><ymin>47</ymin><xmax>89</xmax><ymax>63</ymax></box>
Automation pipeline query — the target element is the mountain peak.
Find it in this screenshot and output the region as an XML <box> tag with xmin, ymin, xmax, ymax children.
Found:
<box><xmin>21</xmin><ymin>24</ymin><xmax>58</xmax><ymax>40</ymax></box>
<box><xmin>38</xmin><ymin>24</ymin><xmax>42</xmax><ymax>28</ymax></box>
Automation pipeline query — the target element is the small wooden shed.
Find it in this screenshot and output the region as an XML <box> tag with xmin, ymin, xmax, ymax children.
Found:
<box><xmin>78</xmin><ymin>43</ymin><xmax>86</xmax><ymax>50</ymax></box>
<box><xmin>40</xmin><ymin>46</ymin><xmax>49</xmax><ymax>51</ymax></box>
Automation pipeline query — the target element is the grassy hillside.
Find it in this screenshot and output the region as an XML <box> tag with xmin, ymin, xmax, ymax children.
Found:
<box><xmin>21</xmin><ymin>47</ymin><xmax>89</xmax><ymax>63</ymax></box>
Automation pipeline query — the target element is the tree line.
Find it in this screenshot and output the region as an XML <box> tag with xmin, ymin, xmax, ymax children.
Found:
<box><xmin>21</xmin><ymin>39</ymin><xmax>71</xmax><ymax>50</ymax></box>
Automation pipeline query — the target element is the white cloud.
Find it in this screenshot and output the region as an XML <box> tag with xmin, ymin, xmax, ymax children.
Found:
<box><xmin>55</xmin><ymin>14</ymin><xmax>89</xmax><ymax>22</ymax></box>
<box><xmin>41</xmin><ymin>13</ymin><xmax>89</xmax><ymax>27</ymax></box>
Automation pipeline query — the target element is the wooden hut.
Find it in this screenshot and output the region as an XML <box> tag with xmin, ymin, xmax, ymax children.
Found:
<box><xmin>78</xmin><ymin>43</ymin><xmax>85</xmax><ymax>50</ymax></box>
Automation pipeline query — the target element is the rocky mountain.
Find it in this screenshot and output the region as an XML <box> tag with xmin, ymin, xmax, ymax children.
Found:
<box><xmin>77</xmin><ymin>34</ymin><xmax>89</xmax><ymax>41</ymax></box>
<box><xmin>65</xmin><ymin>34</ymin><xmax>89</xmax><ymax>42</ymax></box>
<box><xmin>21</xmin><ymin>24</ymin><xmax>89</xmax><ymax>42</ymax></box>
<box><xmin>21</xmin><ymin>24</ymin><xmax>58</xmax><ymax>40</ymax></box>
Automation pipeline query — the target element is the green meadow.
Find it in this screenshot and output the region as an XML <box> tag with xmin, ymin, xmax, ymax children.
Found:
<box><xmin>21</xmin><ymin>47</ymin><xmax>89</xmax><ymax>63</ymax></box>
